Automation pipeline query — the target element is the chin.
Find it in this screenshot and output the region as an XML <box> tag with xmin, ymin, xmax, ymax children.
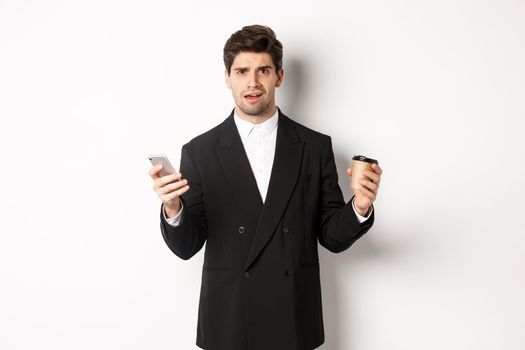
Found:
<box><xmin>240</xmin><ymin>102</ymin><xmax>270</xmax><ymax>117</ymax></box>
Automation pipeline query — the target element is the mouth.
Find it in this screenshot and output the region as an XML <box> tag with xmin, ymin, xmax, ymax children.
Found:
<box><xmin>244</xmin><ymin>91</ymin><xmax>263</xmax><ymax>102</ymax></box>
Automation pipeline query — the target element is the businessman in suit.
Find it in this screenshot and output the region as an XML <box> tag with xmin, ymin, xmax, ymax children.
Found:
<box><xmin>149</xmin><ymin>25</ymin><xmax>383</xmax><ymax>350</ymax></box>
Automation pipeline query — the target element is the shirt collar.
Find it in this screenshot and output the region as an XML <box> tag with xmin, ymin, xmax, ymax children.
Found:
<box><xmin>234</xmin><ymin>107</ymin><xmax>279</xmax><ymax>138</ymax></box>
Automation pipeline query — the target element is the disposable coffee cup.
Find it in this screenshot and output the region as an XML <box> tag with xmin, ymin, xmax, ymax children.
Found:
<box><xmin>350</xmin><ymin>155</ymin><xmax>379</xmax><ymax>191</ymax></box>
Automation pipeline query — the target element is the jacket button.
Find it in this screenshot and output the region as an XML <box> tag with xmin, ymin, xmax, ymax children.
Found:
<box><xmin>243</xmin><ymin>271</ymin><xmax>250</xmax><ymax>278</ymax></box>
<box><xmin>283</xmin><ymin>270</ymin><xmax>291</xmax><ymax>277</ymax></box>
<box><xmin>282</xmin><ymin>227</ymin><xmax>289</xmax><ymax>234</ymax></box>
<box><xmin>238</xmin><ymin>226</ymin><xmax>245</xmax><ymax>234</ymax></box>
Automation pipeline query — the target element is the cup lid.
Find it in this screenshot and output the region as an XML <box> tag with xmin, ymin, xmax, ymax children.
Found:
<box><xmin>352</xmin><ymin>155</ymin><xmax>378</xmax><ymax>164</ymax></box>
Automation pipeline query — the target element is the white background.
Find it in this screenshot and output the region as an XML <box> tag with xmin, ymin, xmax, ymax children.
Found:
<box><xmin>1</xmin><ymin>0</ymin><xmax>524</xmax><ymax>349</ymax></box>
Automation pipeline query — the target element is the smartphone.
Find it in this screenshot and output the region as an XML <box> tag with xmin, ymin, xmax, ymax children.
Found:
<box><xmin>148</xmin><ymin>154</ymin><xmax>177</xmax><ymax>177</ymax></box>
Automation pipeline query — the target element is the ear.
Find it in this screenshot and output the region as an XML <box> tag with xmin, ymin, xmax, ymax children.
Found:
<box><xmin>275</xmin><ymin>68</ymin><xmax>284</xmax><ymax>87</ymax></box>
<box><xmin>225</xmin><ymin>69</ymin><xmax>231</xmax><ymax>89</ymax></box>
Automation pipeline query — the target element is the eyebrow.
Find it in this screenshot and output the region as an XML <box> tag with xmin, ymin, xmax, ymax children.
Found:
<box><xmin>233</xmin><ymin>65</ymin><xmax>273</xmax><ymax>71</ymax></box>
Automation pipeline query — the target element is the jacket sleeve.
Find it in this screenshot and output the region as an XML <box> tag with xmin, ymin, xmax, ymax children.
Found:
<box><xmin>159</xmin><ymin>143</ymin><xmax>208</xmax><ymax>260</ymax></box>
<box><xmin>317</xmin><ymin>136</ymin><xmax>375</xmax><ymax>253</ymax></box>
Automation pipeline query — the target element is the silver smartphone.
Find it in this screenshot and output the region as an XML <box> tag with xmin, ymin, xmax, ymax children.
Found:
<box><xmin>148</xmin><ymin>154</ymin><xmax>177</xmax><ymax>177</ymax></box>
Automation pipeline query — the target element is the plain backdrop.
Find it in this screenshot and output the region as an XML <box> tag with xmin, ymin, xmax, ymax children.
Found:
<box><xmin>1</xmin><ymin>0</ymin><xmax>524</xmax><ymax>349</ymax></box>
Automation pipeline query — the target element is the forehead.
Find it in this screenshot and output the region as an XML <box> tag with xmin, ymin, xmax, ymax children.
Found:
<box><xmin>231</xmin><ymin>52</ymin><xmax>274</xmax><ymax>68</ymax></box>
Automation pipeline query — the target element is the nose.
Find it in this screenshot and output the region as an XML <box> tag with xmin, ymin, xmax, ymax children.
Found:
<box><xmin>247</xmin><ymin>70</ymin><xmax>261</xmax><ymax>88</ymax></box>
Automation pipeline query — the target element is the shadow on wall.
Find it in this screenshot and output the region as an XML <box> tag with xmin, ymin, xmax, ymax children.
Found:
<box><xmin>280</xmin><ymin>57</ymin><xmax>307</xmax><ymax>119</ymax></box>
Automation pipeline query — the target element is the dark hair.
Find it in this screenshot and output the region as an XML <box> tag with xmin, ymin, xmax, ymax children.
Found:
<box><xmin>223</xmin><ymin>25</ymin><xmax>283</xmax><ymax>75</ymax></box>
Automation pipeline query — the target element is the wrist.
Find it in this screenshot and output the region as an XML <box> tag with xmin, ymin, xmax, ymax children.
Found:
<box><xmin>164</xmin><ymin>201</ymin><xmax>181</xmax><ymax>219</ymax></box>
<box><xmin>356</xmin><ymin>205</ymin><xmax>370</xmax><ymax>217</ymax></box>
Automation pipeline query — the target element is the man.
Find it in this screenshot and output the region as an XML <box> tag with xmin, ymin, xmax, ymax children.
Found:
<box><xmin>149</xmin><ymin>24</ymin><xmax>383</xmax><ymax>350</ymax></box>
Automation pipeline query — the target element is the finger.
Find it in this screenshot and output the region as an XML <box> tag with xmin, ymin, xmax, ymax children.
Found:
<box><xmin>357</xmin><ymin>184</ymin><xmax>376</xmax><ymax>201</ymax></box>
<box><xmin>161</xmin><ymin>185</ymin><xmax>190</xmax><ymax>202</ymax></box>
<box><xmin>362</xmin><ymin>169</ymin><xmax>381</xmax><ymax>184</ymax></box>
<box><xmin>149</xmin><ymin>164</ymin><xmax>162</xmax><ymax>179</ymax></box>
<box><xmin>153</xmin><ymin>173</ymin><xmax>181</xmax><ymax>191</ymax></box>
<box><xmin>158</xmin><ymin>179</ymin><xmax>188</xmax><ymax>195</ymax></box>
<box><xmin>359</xmin><ymin>178</ymin><xmax>378</xmax><ymax>193</ymax></box>
<box><xmin>157</xmin><ymin>172</ymin><xmax>183</xmax><ymax>188</ymax></box>
<box><xmin>372</xmin><ymin>163</ymin><xmax>383</xmax><ymax>175</ymax></box>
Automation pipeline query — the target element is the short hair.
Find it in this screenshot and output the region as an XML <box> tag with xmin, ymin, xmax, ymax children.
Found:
<box><xmin>223</xmin><ymin>24</ymin><xmax>283</xmax><ymax>75</ymax></box>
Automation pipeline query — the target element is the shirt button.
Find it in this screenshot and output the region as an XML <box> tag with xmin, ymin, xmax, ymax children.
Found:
<box><xmin>243</xmin><ymin>271</ymin><xmax>250</xmax><ymax>278</ymax></box>
<box><xmin>283</xmin><ymin>270</ymin><xmax>291</xmax><ymax>278</ymax></box>
<box><xmin>238</xmin><ymin>226</ymin><xmax>245</xmax><ymax>234</ymax></box>
<box><xmin>282</xmin><ymin>227</ymin><xmax>289</xmax><ymax>234</ymax></box>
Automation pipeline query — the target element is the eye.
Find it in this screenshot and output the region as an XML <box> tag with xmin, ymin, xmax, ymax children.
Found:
<box><xmin>237</xmin><ymin>69</ymin><xmax>246</xmax><ymax>75</ymax></box>
<box><xmin>259</xmin><ymin>68</ymin><xmax>269</xmax><ymax>74</ymax></box>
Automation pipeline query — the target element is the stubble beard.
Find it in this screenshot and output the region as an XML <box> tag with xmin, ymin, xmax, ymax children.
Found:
<box><xmin>237</xmin><ymin>95</ymin><xmax>273</xmax><ymax>117</ymax></box>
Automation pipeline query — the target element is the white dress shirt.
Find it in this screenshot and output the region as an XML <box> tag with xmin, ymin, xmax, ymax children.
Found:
<box><xmin>234</xmin><ymin>107</ymin><xmax>278</xmax><ymax>202</ymax></box>
<box><xmin>164</xmin><ymin>107</ymin><xmax>373</xmax><ymax>226</ymax></box>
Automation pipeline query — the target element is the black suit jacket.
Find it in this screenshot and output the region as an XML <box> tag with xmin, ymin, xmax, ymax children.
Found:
<box><xmin>160</xmin><ymin>107</ymin><xmax>374</xmax><ymax>350</ymax></box>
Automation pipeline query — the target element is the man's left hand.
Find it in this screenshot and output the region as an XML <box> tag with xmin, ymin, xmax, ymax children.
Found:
<box><xmin>346</xmin><ymin>163</ymin><xmax>383</xmax><ymax>217</ymax></box>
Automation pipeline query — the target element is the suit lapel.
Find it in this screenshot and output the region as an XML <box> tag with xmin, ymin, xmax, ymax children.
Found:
<box><xmin>215</xmin><ymin>108</ymin><xmax>304</xmax><ymax>271</ymax></box>
<box><xmin>216</xmin><ymin>110</ymin><xmax>264</xmax><ymax>217</ymax></box>
<box><xmin>243</xmin><ymin>109</ymin><xmax>304</xmax><ymax>271</ymax></box>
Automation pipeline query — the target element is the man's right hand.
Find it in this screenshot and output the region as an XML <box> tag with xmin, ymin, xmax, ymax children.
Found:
<box><xmin>149</xmin><ymin>164</ymin><xmax>190</xmax><ymax>218</ymax></box>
